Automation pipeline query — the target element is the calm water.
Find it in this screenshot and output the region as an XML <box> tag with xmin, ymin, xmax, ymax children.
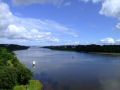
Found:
<box><xmin>15</xmin><ymin>47</ymin><xmax>120</xmax><ymax>90</ymax></box>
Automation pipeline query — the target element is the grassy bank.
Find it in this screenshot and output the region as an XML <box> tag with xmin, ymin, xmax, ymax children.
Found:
<box><xmin>14</xmin><ymin>80</ymin><xmax>43</xmax><ymax>90</ymax></box>
<box><xmin>0</xmin><ymin>47</ymin><xmax>43</xmax><ymax>90</ymax></box>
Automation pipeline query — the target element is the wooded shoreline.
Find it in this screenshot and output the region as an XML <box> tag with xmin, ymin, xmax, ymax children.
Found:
<box><xmin>0</xmin><ymin>44</ymin><xmax>43</xmax><ymax>90</ymax></box>
<box><xmin>43</xmin><ymin>44</ymin><xmax>120</xmax><ymax>54</ymax></box>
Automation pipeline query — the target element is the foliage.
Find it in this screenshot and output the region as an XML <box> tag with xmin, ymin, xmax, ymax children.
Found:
<box><xmin>0</xmin><ymin>44</ymin><xmax>29</xmax><ymax>51</ymax></box>
<box><xmin>16</xmin><ymin>65</ymin><xmax>32</xmax><ymax>85</ymax></box>
<box><xmin>0</xmin><ymin>47</ymin><xmax>32</xmax><ymax>90</ymax></box>
<box><xmin>0</xmin><ymin>67</ymin><xmax>18</xmax><ymax>89</ymax></box>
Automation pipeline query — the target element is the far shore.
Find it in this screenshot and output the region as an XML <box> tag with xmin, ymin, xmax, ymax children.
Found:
<box><xmin>88</xmin><ymin>52</ymin><xmax>120</xmax><ymax>55</ymax></box>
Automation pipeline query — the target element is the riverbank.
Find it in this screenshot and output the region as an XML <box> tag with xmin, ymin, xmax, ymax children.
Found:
<box><xmin>0</xmin><ymin>46</ymin><xmax>43</xmax><ymax>90</ymax></box>
<box><xmin>14</xmin><ymin>80</ymin><xmax>43</xmax><ymax>90</ymax></box>
<box><xmin>88</xmin><ymin>52</ymin><xmax>120</xmax><ymax>55</ymax></box>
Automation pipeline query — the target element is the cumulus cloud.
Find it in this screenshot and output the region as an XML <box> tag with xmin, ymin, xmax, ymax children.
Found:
<box><xmin>0</xmin><ymin>2</ymin><xmax>78</xmax><ymax>45</ymax></box>
<box><xmin>99</xmin><ymin>0</ymin><xmax>120</xmax><ymax>18</ymax></box>
<box><xmin>0</xmin><ymin>2</ymin><xmax>13</xmax><ymax>30</ymax></box>
<box><xmin>100</xmin><ymin>37</ymin><xmax>120</xmax><ymax>45</ymax></box>
<box><xmin>12</xmin><ymin>0</ymin><xmax>64</xmax><ymax>5</ymax></box>
<box><xmin>98</xmin><ymin>0</ymin><xmax>120</xmax><ymax>30</ymax></box>
<box><xmin>101</xmin><ymin>37</ymin><xmax>115</xmax><ymax>44</ymax></box>
<box><xmin>81</xmin><ymin>0</ymin><xmax>120</xmax><ymax>30</ymax></box>
<box><xmin>81</xmin><ymin>0</ymin><xmax>120</xmax><ymax>19</ymax></box>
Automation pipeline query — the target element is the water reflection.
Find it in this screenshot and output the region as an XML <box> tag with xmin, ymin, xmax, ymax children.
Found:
<box><xmin>100</xmin><ymin>79</ymin><xmax>120</xmax><ymax>90</ymax></box>
<box><xmin>15</xmin><ymin>48</ymin><xmax>120</xmax><ymax>90</ymax></box>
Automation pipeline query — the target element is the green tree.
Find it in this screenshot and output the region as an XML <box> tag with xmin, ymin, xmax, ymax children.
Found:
<box><xmin>0</xmin><ymin>67</ymin><xmax>18</xmax><ymax>89</ymax></box>
<box><xmin>0</xmin><ymin>48</ymin><xmax>33</xmax><ymax>89</ymax></box>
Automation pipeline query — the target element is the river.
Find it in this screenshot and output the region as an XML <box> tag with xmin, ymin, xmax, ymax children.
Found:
<box><xmin>15</xmin><ymin>47</ymin><xmax>120</xmax><ymax>90</ymax></box>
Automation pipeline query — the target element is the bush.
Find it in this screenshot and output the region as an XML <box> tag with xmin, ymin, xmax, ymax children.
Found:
<box><xmin>16</xmin><ymin>65</ymin><xmax>33</xmax><ymax>85</ymax></box>
<box><xmin>0</xmin><ymin>48</ymin><xmax>33</xmax><ymax>89</ymax></box>
<box><xmin>0</xmin><ymin>67</ymin><xmax>18</xmax><ymax>89</ymax></box>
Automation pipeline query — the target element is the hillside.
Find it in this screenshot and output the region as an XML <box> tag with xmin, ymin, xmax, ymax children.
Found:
<box><xmin>0</xmin><ymin>44</ymin><xmax>29</xmax><ymax>51</ymax></box>
<box><xmin>0</xmin><ymin>47</ymin><xmax>32</xmax><ymax>90</ymax></box>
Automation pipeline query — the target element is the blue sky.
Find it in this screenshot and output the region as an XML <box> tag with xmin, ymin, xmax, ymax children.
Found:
<box><xmin>0</xmin><ymin>0</ymin><xmax>120</xmax><ymax>46</ymax></box>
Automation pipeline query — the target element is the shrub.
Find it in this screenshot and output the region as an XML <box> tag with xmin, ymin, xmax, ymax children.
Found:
<box><xmin>0</xmin><ymin>48</ymin><xmax>33</xmax><ymax>89</ymax></box>
<box><xmin>0</xmin><ymin>67</ymin><xmax>18</xmax><ymax>89</ymax></box>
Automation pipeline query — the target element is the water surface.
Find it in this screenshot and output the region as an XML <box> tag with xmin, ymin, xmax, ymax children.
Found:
<box><xmin>15</xmin><ymin>47</ymin><xmax>120</xmax><ymax>90</ymax></box>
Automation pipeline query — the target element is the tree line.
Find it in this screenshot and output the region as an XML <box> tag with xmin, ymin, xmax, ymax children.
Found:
<box><xmin>0</xmin><ymin>44</ymin><xmax>29</xmax><ymax>51</ymax></box>
<box><xmin>43</xmin><ymin>44</ymin><xmax>120</xmax><ymax>53</ymax></box>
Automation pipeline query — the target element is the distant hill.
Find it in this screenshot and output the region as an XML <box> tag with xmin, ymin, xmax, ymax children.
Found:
<box><xmin>0</xmin><ymin>44</ymin><xmax>29</xmax><ymax>51</ymax></box>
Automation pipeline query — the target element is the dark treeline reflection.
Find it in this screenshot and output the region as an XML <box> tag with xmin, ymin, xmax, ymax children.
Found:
<box><xmin>44</xmin><ymin>44</ymin><xmax>120</xmax><ymax>53</ymax></box>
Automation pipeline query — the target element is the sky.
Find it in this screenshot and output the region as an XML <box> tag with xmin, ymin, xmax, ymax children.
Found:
<box><xmin>0</xmin><ymin>0</ymin><xmax>120</xmax><ymax>46</ymax></box>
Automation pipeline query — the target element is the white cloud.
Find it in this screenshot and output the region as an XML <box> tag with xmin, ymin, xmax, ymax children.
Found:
<box><xmin>100</xmin><ymin>37</ymin><xmax>115</xmax><ymax>44</ymax></box>
<box><xmin>99</xmin><ymin>0</ymin><xmax>120</xmax><ymax>18</ymax></box>
<box><xmin>80</xmin><ymin>0</ymin><xmax>101</xmax><ymax>3</ymax></box>
<box><xmin>12</xmin><ymin>0</ymin><xmax>64</xmax><ymax>5</ymax></box>
<box><xmin>74</xmin><ymin>41</ymin><xmax>80</xmax><ymax>45</ymax></box>
<box><xmin>81</xmin><ymin>0</ymin><xmax>120</xmax><ymax>18</ymax></box>
<box><xmin>0</xmin><ymin>2</ymin><xmax>13</xmax><ymax>30</ymax></box>
<box><xmin>4</xmin><ymin>24</ymin><xmax>54</xmax><ymax>41</ymax></box>
<box><xmin>98</xmin><ymin>0</ymin><xmax>120</xmax><ymax>30</ymax></box>
<box><xmin>0</xmin><ymin>2</ymin><xmax>78</xmax><ymax>45</ymax></box>
<box><xmin>116</xmin><ymin>23</ymin><xmax>120</xmax><ymax>29</ymax></box>
<box><xmin>100</xmin><ymin>37</ymin><xmax>120</xmax><ymax>45</ymax></box>
<box><xmin>116</xmin><ymin>40</ymin><xmax>120</xmax><ymax>44</ymax></box>
<box><xmin>81</xmin><ymin>0</ymin><xmax>120</xmax><ymax>30</ymax></box>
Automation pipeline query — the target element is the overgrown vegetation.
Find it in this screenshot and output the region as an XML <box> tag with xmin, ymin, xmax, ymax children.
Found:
<box><xmin>13</xmin><ymin>80</ymin><xmax>43</xmax><ymax>90</ymax></box>
<box><xmin>0</xmin><ymin>47</ymin><xmax>32</xmax><ymax>90</ymax></box>
<box><xmin>28</xmin><ymin>80</ymin><xmax>43</xmax><ymax>90</ymax></box>
<box><xmin>44</xmin><ymin>44</ymin><xmax>120</xmax><ymax>53</ymax></box>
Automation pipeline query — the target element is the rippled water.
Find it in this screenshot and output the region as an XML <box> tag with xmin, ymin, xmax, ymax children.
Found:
<box><xmin>15</xmin><ymin>47</ymin><xmax>120</xmax><ymax>90</ymax></box>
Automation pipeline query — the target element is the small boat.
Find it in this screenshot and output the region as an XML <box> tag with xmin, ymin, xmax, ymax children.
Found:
<box><xmin>32</xmin><ymin>60</ymin><xmax>36</xmax><ymax>67</ymax></box>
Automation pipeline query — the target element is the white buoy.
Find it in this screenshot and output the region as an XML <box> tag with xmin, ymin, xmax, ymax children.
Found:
<box><xmin>32</xmin><ymin>60</ymin><xmax>36</xmax><ymax>67</ymax></box>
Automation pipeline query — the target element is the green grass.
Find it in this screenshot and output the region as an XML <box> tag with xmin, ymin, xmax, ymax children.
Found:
<box><xmin>13</xmin><ymin>85</ymin><xmax>26</xmax><ymax>90</ymax></box>
<box><xmin>7</xmin><ymin>60</ymin><xmax>13</xmax><ymax>67</ymax></box>
<box><xmin>13</xmin><ymin>80</ymin><xmax>43</xmax><ymax>90</ymax></box>
<box><xmin>28</xmin><ymin>80</ymin><xmax>43</xmax><ymax>90</ymax></box>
